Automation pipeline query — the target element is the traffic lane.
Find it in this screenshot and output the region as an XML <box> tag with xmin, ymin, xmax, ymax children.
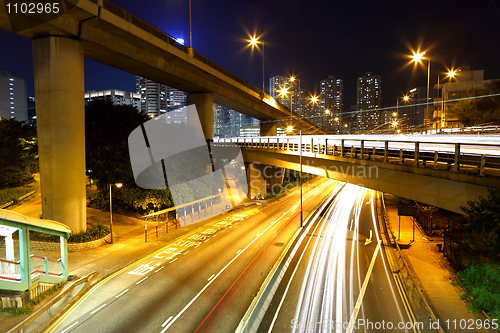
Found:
<box><xmin>258</xmin><ymin>188</ymin><xmax>414</xmax><ymax>333</ymax></box>
<box><xmin>55</xmin><ymin>178</ymin><xmax>336</xmax><ymax>333</ymax></box>
<box><xmin>192</xmin><ymin>182</ymin><xmax>341</xmax><ymax>332</ymax></box>
<box><xmin>257</xmin><ymin>196</ymin><xmax>338</xmax><ymax>332</ymax></box>
<box><xmin>352</xmin><ymin>191</ymin><xmax>414</xmax><ymax>332</ymax></box>
<box><xmin>151</xmin><ymin>180</ymin><xmax>339</xmax><ymax>333</ymax></box>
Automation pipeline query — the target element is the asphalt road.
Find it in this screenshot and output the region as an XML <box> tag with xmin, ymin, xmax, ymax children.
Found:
<box><xmin>258</xmin><ymin>184</ymin><xmax>420</xmax><ymax>333</ymax></box>
<box><xmin>48</xmin><ymin>178</ymin><xmax>342</xmax><ymax>333</ymax></box>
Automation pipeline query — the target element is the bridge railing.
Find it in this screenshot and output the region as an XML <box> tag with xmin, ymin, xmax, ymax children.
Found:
<box><xmin>215</xmin><ymin>136</ymin><xmax>500</xmax><ymax>177</ymax></box>
<box><xmin>91</xmin><ymin>0</ymin><xmax>290</xmax><ymax>113</ymax></box>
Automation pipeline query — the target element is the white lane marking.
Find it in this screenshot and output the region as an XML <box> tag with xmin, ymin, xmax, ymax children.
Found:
<box><xmin>161</xmin><ymin>316</ymin><xmax>174</xmax><ymax>328</ymax></box>
<box><xmin>364</xmin><ymin>229</ymin><xmax>373</xmax><ymax>246</ymax></box>
<box><xmin>169</xmin><ymin>258</ymin><xmax>178</xmax><ymax>264</ymax></box>
<box><xmin>236</xmin><ymin>250</ymin><xmax>241</xmax><ymax>254</ymax></box>
<box><xmin>115</xmin><ymin>289</ymin><xmax>129</xmax><ymax>299</ymax></box>
<box><xmin>208</xmin><ymin>274</ymin><xmax>215</xmax><ymax>281</ymax></box>
<box><xmin>60</xmin><ymin>321</ymin><xmax>79</xmax><ymax>333</ymax></box>
<box><xmin>346</xmin><ymin>241</ymin><xmax>381</xmax><ymax>333</ymax></box>
<box><xmin>90</xmin><ymin>303</ymin><xmax>107</xmax><ymax>315</ymax></box>
<box><xmin>154</xmin><ymin>266</ymin><xmax>164</xmax><ymax>273</ymax></box>
<box><xmin>160</xmin><ymin>208</ymin><xmax>292</xmax><ymax>333</ymax></box>
<box><xmin>136</xmin><ymin>277</ymin><xmax>148</xmax><ymax>285</ymax></box>
<box><xmin>183</xmin><ymin>251</ymin><xmax>190</xmax><ymax>255</ymax></box>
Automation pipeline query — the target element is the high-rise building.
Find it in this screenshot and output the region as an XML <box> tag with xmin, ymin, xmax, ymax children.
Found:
<box><xmin>320</xmin><ymin>75</ymin><xmax>343</xmax><ymax>133</ymax></box>
<box><xmin>136</xmin><ymin>77</ymin><xmax>187</xmax><ymax>122</ymax></box>
<box><xmin>27</xmin><ymin>96</ymin><xmax>36</xmax><ymax>126</ymax></box>
<box><xmin>213</xmin><ymin>104</ymin><xmax>259</xmax><ymax>137</ymax></box>
<box><xmin>85</xmin><ymin>89</ymin><xmax>141</xmax><ymax>110</ymax></box>
<box><xmin>136</xmin><ymin>76</ymin><xmax>168</xmax><ymax>117</ymax></box>
<box><xmin>167</xmin><ymin>88</ymin><xmax>187</xmax><ymax>123</ymax></box>
<box><xmin>0</xmin><ymin>70</ymin><xmax>28</xmax><ymax>122</ymax></box>
<box><xmin>356</xmin><ymin>72</ymin><xmax>382</xmax><ymax>133</ymax></box>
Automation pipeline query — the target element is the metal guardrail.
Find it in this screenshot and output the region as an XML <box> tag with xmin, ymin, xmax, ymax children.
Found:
<box><xmin>215</xmin><ymin>136</ymin><xmax>500</xmax><ymax>178</ymax></box>
<box><xmin>378</xmin><ymin>193</ymin><xmax>444</xmax><ymax>333</ymax></box>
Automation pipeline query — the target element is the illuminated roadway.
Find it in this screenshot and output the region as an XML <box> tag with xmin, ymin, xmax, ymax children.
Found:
<box><xmin>48</xmin><ymin>178</ymin><xmax>342</xmax><ymax>333</ymax></box>
<box><xmin>258</xmin><ymin>185</ymin><xmax>419</xmax><ymax>333</ymax></box>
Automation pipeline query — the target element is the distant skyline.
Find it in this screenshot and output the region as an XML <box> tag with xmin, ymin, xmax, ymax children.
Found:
<box><xmin>1</xmin><ymin>0</ymin><xmax>499</xmax><ymax>108</ymax></box>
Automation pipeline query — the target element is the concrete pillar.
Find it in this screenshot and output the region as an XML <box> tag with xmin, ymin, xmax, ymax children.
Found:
<box><xmin>260</xmin><ymin>121</ymin><xmax>277</xmax><ymax>136</ymax></box>
<box><xmin>187</xmin><ymin>93</ymin><xmax>213</xmax><ymax>140</ymax></box>
<box><xmin>33</xmin><ymin>37</ymin><xmax>86</xmax><ymax>233</ymax></box>
<box><xmin>248</xmin><ymin>163</ymin><xmax>267</xmax><ymax>198</ymax></box>
<box><xmin>247</xmin><ymin>163</ymin><xmax>284</xmax><ymax>199</ymax></box>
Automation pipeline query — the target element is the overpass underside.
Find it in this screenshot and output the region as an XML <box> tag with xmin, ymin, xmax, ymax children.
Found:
<box><xmin>241</xmin><ymin>148</ymin><xmax>499</xmax><ymax>215</ymax></box>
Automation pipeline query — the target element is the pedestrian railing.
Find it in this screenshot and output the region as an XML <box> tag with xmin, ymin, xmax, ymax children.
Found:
<box><xmin>0</xmin><ymin>254</ymin><xmax>62</xmax><ymax>281</ymax></box>
<box><xmin>215</xmin><ymin>136</ymin><xmax>500</xmax><ymax>178</ymax></box>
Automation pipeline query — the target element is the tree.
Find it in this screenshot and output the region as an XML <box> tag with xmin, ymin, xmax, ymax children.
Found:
<box><xmin>0</xmin><ymin>119</ymin><xmax>38</xmax><ymax>188</ymax></box>
<box><xmin>85</xmin><ymin>99</ymin><xmax>149</xmax><ymax>191</ymax></box>
<box><xmin>85</xmin><ymin>99</ymin><xmax>177</xmax><ymax>213</ymax></box>
<box><xmin>459</xmin><ymin>188</ymin><xmax>500</xmax><ymax>261</ymax></box>
<box><xmin>454</xmin><ymin>80</ymin><xmax>500</xmax><ymax>126</ymax></box>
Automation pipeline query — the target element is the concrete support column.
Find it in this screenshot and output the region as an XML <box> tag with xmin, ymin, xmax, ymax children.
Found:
<box><xmin>260</xmin><ymin>121</ymin><xmax>277</xmax><ymax>136</ymax></box>
<box><xmin>187</xmin><ymin>93</ymin><xmax>213</xmax><ymax>140</ymax></box>
<box><xmin>33</xmin><ymin>36</ymin><xmax>86</xmax><ymax>233</ymax></box>
<box><xmin>247</xmin><ymin>163</ymin><xmax>284</xmax><ymax>199</ymax></box>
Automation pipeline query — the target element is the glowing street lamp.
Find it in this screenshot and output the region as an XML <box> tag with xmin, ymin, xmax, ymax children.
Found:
<box><xmin>286</xmin><ymin>126</ymin><xmax>303</xmax><ymax>227</ymax></box>
<box><xmin>109</xmin><ymin>182</ymin><xmax>123</xmax><ymax>244</ymax></box>
<box><xmin>395</xmin><ymin>95</ymin><xmax>409</xmax><ymax>133</ymax></box>
<box><xmin>411</xmin><ymin>51</ymin><xmax>431</xmax><ymax>129</ymax></box>
<box><xmin>249</xmin><ymin>35</ymin><xmax>265</xmax><ymax>92</ymax></box>
<box><xmin>437</xmin><ymin>69</ymin><xmax>459</xmax><ymax>128</ymax></box>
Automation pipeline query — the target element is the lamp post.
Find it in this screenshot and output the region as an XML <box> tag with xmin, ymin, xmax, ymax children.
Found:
<box><xmin>109</xmin><ymin>183</ymin><xmax>122</xmax><ymax>244</ymax></box>
<box><xmin>437</xmin><ymin>70</ymin><xmax>458</xmax><ymax>129</ymax></box>
<box><xmin>286</xmin><ymin>126</ymin><xmax>303</xmax><ymax>228</ymax></box>
<box><xmin>188</xmin><ymin>0</ymin><xmax>193</xmax><ymax>57</ymax></box>
<box><xmin>411</xmin><ymin>51</ymin><xmax>431</xmax><ymax>130</ymax></box>
<box><xmin>395</xmin><ymin>95</ymin><xmax>409</xmax><ymax>133</ymax></box>
<box><xmin>325</xmin><ymin>109</ymin><xmax>330</xmax><ymax>134</ymax></box>
<box><xmin>249</xmin><ymin>36</ymin><xmax>265</xmax><ymax>92</ymax></box>
<box><xmin>310</xmin><ymin>95</ymin><xmax>319</xmax><ymax>128</ymax></box>
<box><xmin>279</xmin><ymin>86</ymin><xmax>291</xmax><ymax>116</ymax></box>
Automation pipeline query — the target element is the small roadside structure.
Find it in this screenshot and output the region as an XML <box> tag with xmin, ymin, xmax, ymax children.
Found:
<box><xmin>0</xmin><ymin>209</ymin><xmax>71</xmax><ymax>307</ymax></box>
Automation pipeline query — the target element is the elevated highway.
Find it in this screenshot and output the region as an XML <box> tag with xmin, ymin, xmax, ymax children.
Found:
<box><xmin>0</xmin><ymin>0</ymin><xmax>321</xmax><ymax>232</ymax></box>
<box><xmin>216</xmin><ymin>135</ymin><xmax>500</xmax><ymax>214</ymax></box>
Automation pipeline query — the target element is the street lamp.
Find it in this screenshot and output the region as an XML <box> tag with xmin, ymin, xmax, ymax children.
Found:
<box><xmin>286</xmin><ymin>126</ymin><xmax>303</xmax><ymax>228</ymax></box>
<box><xmin>109</xmin><ymin>183</ymin><xmax>122</xmax><ymax>244</ymax></box>
<box><xmin>411</xmin><ymin>51</ymin><xmax>431</xmax><ymax>130</ymax></box>
<box><xmin>249</xmin><ymin>36</ymin><xmax>265</xmax><ymax>92</ymax></box>
<box><xmin>437</xmin><ymin>70</ymin><xmax>458</xmax><ymax>129</ymax></box>
<box><xmin>395</xmin><ymin>95</ymin><xmax>409</xmax><ymax>133</ymax></box>
<box><xmin>310</xmin><ymin>95</ymin><xmax>319</xmax><ymax>128</ymax></box>
<box><xmin>324</xmin><ymin>109</ymin><xmax>330</xmax><ymax>133</ymax></box>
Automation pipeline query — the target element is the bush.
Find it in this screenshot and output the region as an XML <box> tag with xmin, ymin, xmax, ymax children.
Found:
<box><xmin>454</xmin><ymin>262</ymin><xmax>500</xmax><ymax>321</ymax></box>
<box><xmin>0</xmin><ymin>187</ymin><xmax>34</xmax><ymax>206</ymax></box>
<box><xmin>1</xmin><ymin>281</ymin><xmax>66</xmax><ymax>316</ymax></box>
<box><xmin>29</xmin><ymin>224</ymin><xmax>110</xmax><ymax>243</ymax></box>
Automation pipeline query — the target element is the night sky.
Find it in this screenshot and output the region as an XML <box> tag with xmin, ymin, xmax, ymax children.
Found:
<box><xmin>1</xmin><ymin>0</ymin><xmax>499</xmax><ymax>109</ymax></box>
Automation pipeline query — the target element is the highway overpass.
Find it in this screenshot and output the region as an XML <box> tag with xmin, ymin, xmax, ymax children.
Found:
<box><xmin>0</xmin><ymin>0</ymin><xmax>321</xmax><ymax>232</ymax></box>
<box><xmin>216</xmin><ymin>134</ymin><xmax>500</xmax><ymax>214</ymax></box>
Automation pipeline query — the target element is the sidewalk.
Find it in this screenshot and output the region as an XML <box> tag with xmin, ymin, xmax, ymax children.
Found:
<box><xmin>0</xmin><ymin>198</ymin><xmax>260</xmax><ymax>332</ymax></box>
<box><xmin>384</xmin><ymin>194</ymin><xmax>497</xmax><ymax>333</ymax></box>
